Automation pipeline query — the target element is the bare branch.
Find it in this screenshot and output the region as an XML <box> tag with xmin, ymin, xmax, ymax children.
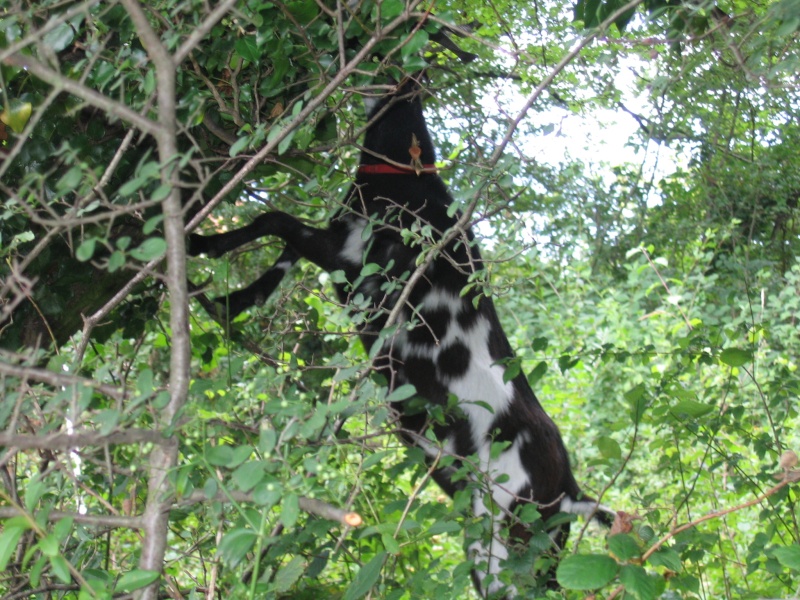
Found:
<box><xmin>174</xmin><ymin>0</ymin><xmax>241</xmax><ymax>64</ymax></box>
<box><xmin>3</xmin><ymin>53</ymin><xmax>160</xmax><ymax>137</ymax></box>
<box><xmin>179</xmin><ymin>491</ymin><xmax>363</xmax><ymax>527</ymax></box>
<box><xmin>488</xmin><ymin>0</ymin><xmax>646</xmax><ymax>167</ymax></box>
<box><xmin>0</xmin><ymin>429</ymin><xmax>166</xmax><ymax>450</ymax></box>
<box><xmin>0</xmin><ymin>355</ymin><xmax>126</xmax><ymax>401</ymax></box>
<box><xmin>0</xmin><ymin>507</ymin><xmax>143</xmax><ymax>529</ymax></box>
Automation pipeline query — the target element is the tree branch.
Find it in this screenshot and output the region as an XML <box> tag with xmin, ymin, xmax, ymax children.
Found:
<box><xmin>489</xmin><ymin>0</ymin><xmax>646</xmax><ymax>167</ymax></box>
<box><xmin>3</xmin><ymin>53</ymin><xmax>160</xmax><ymax>137</ymax></box>
<box><xmin>0</xmin><ymin>429</ymin><xmax>167</xmax><ymax>450</ymax></box>
<box><xmin>0</xmin><ymin>354</ymin><xmax>126</xmax><ymax>401</ymax></box>
<box><xmin>0</xmin><ymin>507</ymin><xmax>143</xmax><ymax>529</ymax></box>
<box><xmin>117</xmin><ymin>2</ymin><xmax>189</xmax><ymax>598</ymax></box>
<box><xmin>179</xmin><ymin>491</ymin><xmax>363</xmax><ymax>527</ymax></box>
<box><xmin>605</xmin><ymin>472</ymin><xmax>800</xmax><ymax>599</ymax></box>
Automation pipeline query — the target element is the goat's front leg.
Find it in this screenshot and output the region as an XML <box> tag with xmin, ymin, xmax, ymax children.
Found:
<box><xmin>189</xmin><ymin>211</ymin><xmax>350</xmax><ymax>273</ymax></box>
<box><xmin>213</xmin><ymin>247</ymin><xmax>299</xmax><ymax>318</ymax></box>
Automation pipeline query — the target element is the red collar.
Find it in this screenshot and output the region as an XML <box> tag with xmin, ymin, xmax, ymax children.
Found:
<box><xmin>358</xmin><ymin>163</ymin><xmax>437</xmax><ymax>175</ymax></box>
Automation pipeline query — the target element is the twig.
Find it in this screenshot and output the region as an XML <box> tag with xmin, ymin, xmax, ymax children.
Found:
<box><xmin>179</xmin><ymin>490</ymin><xmax>362</xmax><ymax>527</ymax></box>
<box><xmin>0</xmin><ymin>429</ymin><xmax>166</xmax><ymax>450</ymax></box>
<box><xmin>173</xmin><ymin>0</ymin><xmax>241</xmax><ymax>64</ymax></box>
<box><xmin>3</xmin><ymin>53</ymin><xmax>160</xmax><ymax>137</ymax></box>
<box><xmin>488</xmin><ymin>0</ymin><xmax>646</xmax><ymax>167</ymax></box>
<box><xmin>0</xmin><ymin>507</ymin><xmax>143</xmax><ymax>529</ymax></box>
<box><xmin>0</xmin><ymin>355</ymin><xmax>126</xmax><ymax>401</ymax></box>
<box><xmin>605</xmin><ymin>473</ymin><xmax>800</xmax><ymax>599</ymax></box>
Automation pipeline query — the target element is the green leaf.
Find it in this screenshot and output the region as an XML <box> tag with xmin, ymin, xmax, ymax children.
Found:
<box><xmin>527</xmin><ymin>360</ymin><xmax>548</xmax><ymax>386</ymax></box>
<box><xmin>343</xmin><ymin>552</ymin><xmax>386</xmax><ymax>600</ymax></box>
<box><xmin>218</xmin><ymin>528</ymin><xmax>257</xmax><ymax>567</ymax></box>
<box><xmin>206</xmin><ymin>445</ymin><xmax>234</xmax><ymax>466</ymax></box>
<box><xmin>556</xmin><ymin>554</ymin><xmax>618</xmax><ymax>590</ymax></box>
<box><xmin>671</xmin><ymin>399</ymin><xmax>714</xmax><ymax>418</ymax></box>
<box><xmin>608</xmin><ymin>533</ymin><xmax>641</xmax><ymax>562</ymax></box>
<box><xmin>772</xmin><ymin>544</ymin><xmax>800</xmax><ymax>570</ymax></box>
<box><xmin>277</xmin><ymin>128</ymin><xmax>296</xmax><ymax>155</ymax></box>
<box><xmin>273</xmin><ymin>555</ymin><xmax>305</xmax><ymax>592</ymax></box>
<box><xmin>381</xmin><ymin>532</ymin><xmax>400</xmax><ymax>554</ymax></box>
<box><xmin>38</xmin><ymin>534</ymin><xmax>60</xmax><ymax>557</ymax></box>
<box><xmin>0</xmin><ymin>99</ymin><xmax>33</xmax><ymax>133</ymax></box>
<box><xmin>53</xmin><ymin>517</ymin><xmax>74</xmax><ymax>542</ymax></box>
<box><xmin>108</xmin><ymin>250</ymin><xmax>125</xmax><ymax>272</ymax></box>
<box><xmin>597</xmin><ymin>435</ymin><xmax>622</xmax><ymax>460</ymax></box>
<box><xmin>130</xmin><ymin>238</ymin><xmax>166</xmax><ymax>262</ymax></box>
<box><xmin>719</xmin><ymin>347</ymin><xmax>752</xmax><ymax>367</ymax></box>
<box><xmin>625</xmin><ymin>383</ymin><xmax>647</xmax><ymax>423</ymax></box>
<box><xmin>363</xmin><ymin>449</ymin><xmax>394</xmax><ymax>470</ymax></box>
<box><xmin>30</xmin><ymin>555</ymin><xmax>46</xmax><ymax>587</ymax></box>
<box><xmin>229</xmin><ymin>135</ymin><xmax>250</xmax><ymax>157</ymax></box>
<box><xmin>143</xmin><ymin>214</ymin><xmax>163</xmax><ymax>234</ymax></box>
<box><xmin>532</xmin><ymin>336</ymin><xmax>549</xmax><ymax>351</ymax></box>
<box><xmin>42</xmin><ymin>22</ymin><xmax>74</xmax><ymax>53</ymax></box>
<box><xmin>386</xmin><ymin>383</ymin><xmax>417</xmax><ymax>402</ymax></box>
<box><xmin>76</xmin><ymin>238</ymin><xmax>97</xmax><ymax>262</ymax></box>
<box><xmin>619</xmin><ymin>564</ymin><xmax>658</xmax><ymax>600</ymax></box>
<box><xmin>24</xmin><ymin>478</ymin><xmax>46</xmax><ymax>512</ymax></box>
<box><xmin>118</xmin><ymin>177</ymin><xmax>145</xmax><ymax>196</ymax></box>
<box><xmin>557</xmin><ymin>353</ymin><xmax>579</xmax><ymax>373</ymax></box>
<box><xmin>115</xmin><ymin>569</ymin><xmax>160</xmax><ymax>592</ymax></box>
<box><xmin>401</xmin><ymin>30</ymin><xmax>429</xmax><ymax>59</ymax></box>
<box><xmin>502</xmin><ymin>357</ymin><xmax>522</xmax><ymax>383</ymax></box>
<box><xmin>648</xmin><ymin>547</ymin><xmax>681</xmax><ymax>571</ymax></box>
<box><xmin>0</xmin><ymin>520</ymin><xmax>29</xmax><ymax>571</ymax></box>
<box><xmin>232</xmin><ymin>461</ymin><xmax>266</xmax><ymax>492</ymax></box>
<box><xmin>235</xmin><ymin>37</ymin><xmax>261</xmax><ymax>62</ymax></box>
<box><xmin>49</xmin><ymin>555</ymin><xmax>72</xmax><ymax>584</ymax></box>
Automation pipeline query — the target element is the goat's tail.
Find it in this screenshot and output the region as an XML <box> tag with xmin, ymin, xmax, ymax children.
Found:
<box><xmin>561</xmin><ymin>496</ymin><xmax>616</xmax><ymax>528</ymax></box>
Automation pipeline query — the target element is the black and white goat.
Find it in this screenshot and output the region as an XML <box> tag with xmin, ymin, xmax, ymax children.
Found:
<box><xmin>190</xmin><ymin>78</ymin><xmax>612</xmax><ymax>598</ymax></box>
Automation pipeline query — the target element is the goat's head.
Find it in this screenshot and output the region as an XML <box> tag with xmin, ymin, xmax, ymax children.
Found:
<box><xmin>360</xmin><ymin>76</ymin><xmax>437</xmax><ymax>170</ymax></box>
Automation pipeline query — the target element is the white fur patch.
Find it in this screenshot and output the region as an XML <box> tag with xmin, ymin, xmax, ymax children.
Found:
<box><xmin>445</xmin><ymin>317</ymin><xmax>514</xmax><ymax>430</ymax></box>
<box><xmin>339</xmin><ymin>219</ymin><xmax>367</xmax><ymax>265</ymax></box>
<box><xmin>419</xmin><ymin>287</ymin><xmax>462</xmax><ymax>312</ymax></box>
<box><xmin>479</xmin><ymin>439</ymin><xmax>530</xmax><ymax>511</ymax></box>
<box><xmin>468</xmin><ymin>501</ymin><xmax>518</xmax><ymax>598</ymax></box>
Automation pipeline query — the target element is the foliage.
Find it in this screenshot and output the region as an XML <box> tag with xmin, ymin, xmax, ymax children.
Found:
<box><xmin>1</xmin><ymin>0</ymin><xmax>799</xmax><ymax>599</ymax></box>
